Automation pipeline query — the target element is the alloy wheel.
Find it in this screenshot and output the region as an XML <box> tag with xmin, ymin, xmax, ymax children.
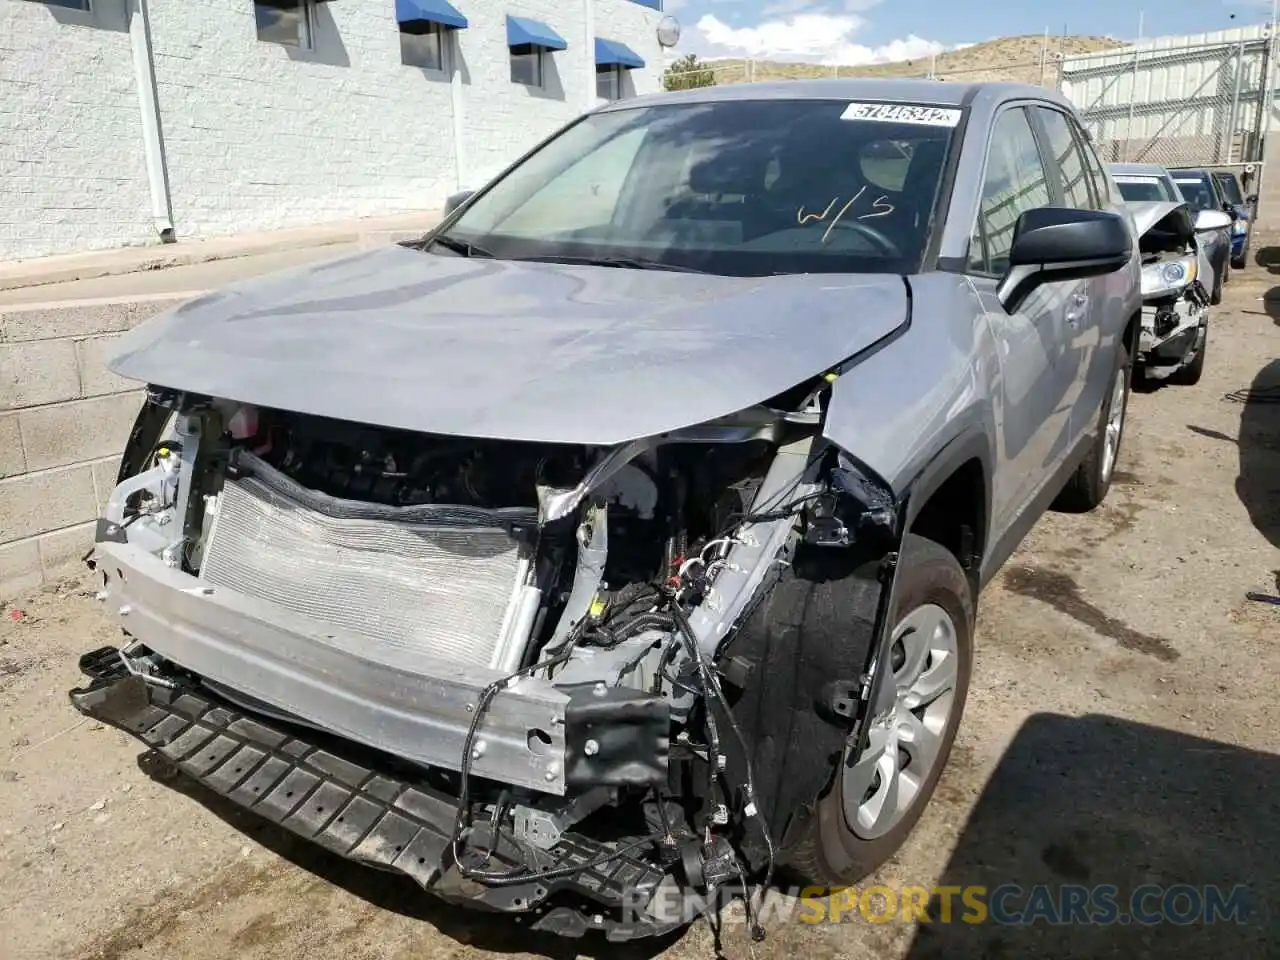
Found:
<box><xmin>1100</xmin><ymin>365</ymin><xmax>1128</xmax><ymax>486</ymax></box>
<box><xmin>843</xmin><ymin>603</ymin><xmax>959</xmax><ymax>840</ymax></box>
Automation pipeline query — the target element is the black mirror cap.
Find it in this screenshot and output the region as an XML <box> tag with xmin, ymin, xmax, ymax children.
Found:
<box><xmin>1008</xmin><ymin>206</ymin><xmax>1131</xmax><ymax>268</ymax></box>
<box><xmin>443</xmin><ymin>190</ymin><xmax>475</xmax><ymax>217</ymax></box>
<box><xmin>1000</xmin><ymin>207</ymin><xmax>1131</xmax><ymax>314</ymax></box>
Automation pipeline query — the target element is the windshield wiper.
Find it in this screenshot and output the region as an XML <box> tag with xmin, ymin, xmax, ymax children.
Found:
<box><xmin>429</xmin><ymin>234</ymin><xmax>494</xmax><ymax>258</ymax></box>
<box><xmin>515</xmin><ymin>254</ymin><xmax>712</xmax><ymax>274</ymax></box>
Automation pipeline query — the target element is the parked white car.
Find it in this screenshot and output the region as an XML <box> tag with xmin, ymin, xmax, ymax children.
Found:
<box><xmin>1116</xmin><ymin>170</ymin><xmax>1232</xmax><ymax>384</ymax></box>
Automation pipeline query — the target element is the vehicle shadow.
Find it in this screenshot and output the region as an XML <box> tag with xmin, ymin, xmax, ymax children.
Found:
<box><xmin>1252</xmin><ymin>246</ymin><xmax>1280</xmax><ymax>325</ymax></box>
<box><xmin>135</xmin><ymin>752</ymin><xmax>680</xmax><ymax>960</ymax></box>
<box><xmin>1185</xmin><ymin>358</ymin><xmax>1280</xmax><ymax>548</ymax></box>
<box><xmin>904</xmin><ymin>713</ymin><xmax>1277</xmax><ymax>959</ymax></box>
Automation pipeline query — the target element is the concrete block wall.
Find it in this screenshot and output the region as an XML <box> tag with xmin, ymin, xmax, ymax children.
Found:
<box><xmin>0</xmin><ymin>296</ymin><xmax>186</xmax><ymax>596</ymax></box>
<box><xmin>0</xmin><ymin>0</ymin><xmax>156</xmax><ymax>260</ymax></box>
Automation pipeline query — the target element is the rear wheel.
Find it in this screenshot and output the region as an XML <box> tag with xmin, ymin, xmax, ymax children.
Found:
<box><xmin>783</xmin><ymin>533</ymin><xmax>974</xmax><ymax>887</ymax></box>
<box><xmin>1053</xmin><ymin>341</ymin><xmax>1131</xmax><ymax>512</ymax></box>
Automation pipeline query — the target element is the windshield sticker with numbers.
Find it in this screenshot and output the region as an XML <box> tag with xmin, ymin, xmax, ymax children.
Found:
<box><xmin>840</xmin><ymin>102</ymin><xmax>962</xmax><ymax>126</ymax></box>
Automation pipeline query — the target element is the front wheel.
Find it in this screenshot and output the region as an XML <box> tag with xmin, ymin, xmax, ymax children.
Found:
<box><xmin>783</xmin><ymin>533</ymin><xmax>974</xmax><ymax>887</ymax></box>
<box><xmin>1168</xmin><ymin>320</ymin><xmax>1207</xmax><ymax>386</ymax></box>
<box><xmin>1210</xmin><ymin>256</ymin><xmax>1226</xmax><ymax>304</ymax></box>
<box><xmin>1053</xmin><ymin>341</ymin><xmax>1131</xmax><ymax>512</ymax></box>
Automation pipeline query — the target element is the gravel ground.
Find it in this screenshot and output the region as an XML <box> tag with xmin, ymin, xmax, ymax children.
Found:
<box><xmin>2</xmin><ymin>273</ymin><xmax>1278</xmax><ymax>960</ymax></box>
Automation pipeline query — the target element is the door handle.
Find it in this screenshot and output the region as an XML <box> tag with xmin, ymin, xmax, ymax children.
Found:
<box><xmin>1065</xmin><ymin>292</ymin><xmax>1088</xmax><ymax>326</ymax></box>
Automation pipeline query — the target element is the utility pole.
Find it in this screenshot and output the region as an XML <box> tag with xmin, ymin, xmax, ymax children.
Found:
<box><xmin>1125</xmin><ymin>11</ymin><xmax>1144</xmax><ymax>161</ymax></box>
<box><xmin>1040</xmin><ymin>27</ymin><xmax>1050</xmax><ymax>87</ymax></box>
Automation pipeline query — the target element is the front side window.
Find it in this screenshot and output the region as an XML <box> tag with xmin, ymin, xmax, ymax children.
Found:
<box><xmin>969</xmin><ymin>107</ymin><xmax>1052</xmax><ymax>276</ymax></box>
<box><xmin>1215</xmin><ymin>174</ymin><xmax>1244</xmax><ymax>205</ymax></box>
<box><xmin>255</xmin><ymin>0</ymin><xmax>313</xmax><ymax>48</ymax></box>
<box><xmin>1036</xmin><ymin>108</ymin><xmax>1095</xmax><ymax>210</ymax></box>
<box><xmin>401</xmin><ymin>22</ymin><xmax>445</xmax><ymax>71</ymax></box>
<box><xmin>433</xmin><ymin>99</ymin><xmax>960</xmax><ymax>277</ymax></box>
<box><xmin>511</xmin><ymin>46</ymin><xmax>543</xmax><ymax>86</ymax></box>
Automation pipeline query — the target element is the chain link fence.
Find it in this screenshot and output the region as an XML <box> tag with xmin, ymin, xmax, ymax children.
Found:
<box><xmin>1060</xmin><ymin>33</ymin><xmax>1272</xmax><ymax>168</ymax></box>
<box><xmin>661</xmin><ymin>30</ymin><xmax>1277</xmax><ymax>174</ymax></box>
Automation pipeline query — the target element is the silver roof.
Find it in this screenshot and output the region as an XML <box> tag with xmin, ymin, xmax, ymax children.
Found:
<box><xmin>1107</xmin><ymin>162</ymin><xmax>1173</xmax><ymax>178</ymax></box>
<box><xmin>602</xmin><ymin>77</ymin><xmax>1069</xmax><ymax>112</ymax></box>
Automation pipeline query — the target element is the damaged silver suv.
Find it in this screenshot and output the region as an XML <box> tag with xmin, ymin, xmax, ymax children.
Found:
<box><xmin>71</xmin><ymin>79</ymin><xmax>1141</xmax><ymax>941</ymax></box>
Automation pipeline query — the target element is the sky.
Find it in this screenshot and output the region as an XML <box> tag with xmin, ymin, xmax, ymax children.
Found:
<box><xmin>663</xmin><ymin>0</ymin><xmax>1275</xmax><ymax>66</ymax></box>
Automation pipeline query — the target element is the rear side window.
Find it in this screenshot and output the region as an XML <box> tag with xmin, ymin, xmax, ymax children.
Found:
<box><xmin>1077</xmin><ymin>130</ymin><xmax>1115</xmax><ymax>205</ymax></box>
<box><xmin>968</xmin><ymin>107</ymin><xmax>1052</xmax><ymax>276</ymax></box>
<box><xmin>1035</xmin><ymin>108</ymin><xmax>1096</xmax><ymax>210</ymax></box>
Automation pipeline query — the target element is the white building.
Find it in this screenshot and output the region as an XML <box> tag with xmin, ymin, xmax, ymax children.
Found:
<box><xmin>0</xmin><ymin>0</ymin><xmax>667</xmax><ymax>260</ymax></box>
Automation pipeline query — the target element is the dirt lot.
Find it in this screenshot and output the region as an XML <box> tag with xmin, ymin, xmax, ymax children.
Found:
<box><xmin>2</xmin><ymin>273</ymin><xmax>1278</xmax><ymax>960</ymax></box>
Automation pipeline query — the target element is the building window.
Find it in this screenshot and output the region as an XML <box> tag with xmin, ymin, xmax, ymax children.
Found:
<box><xmin>401</xmin><ymin>22</ymin><xmax>445</xmax><ymax>71</ymax></box>
<box><xmin>596</xmin><ymin>66</ymin><xmax>620</xmax><ymax>101</ymax></box>
<box><xmin>510</xmin><ymin>45</ymin><xmax>544</xmax><ymax>87</ymax></box>
<box><xmin>255</xmin><ymin>0</ymin><xmax>314</xmax><ymax>49</ymax></box>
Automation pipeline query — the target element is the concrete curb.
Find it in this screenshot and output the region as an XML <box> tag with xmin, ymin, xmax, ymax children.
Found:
<box><xmin>0</xmin><ymin>216</ymin><xmax>439</xmax><ymax>294</ymax></box>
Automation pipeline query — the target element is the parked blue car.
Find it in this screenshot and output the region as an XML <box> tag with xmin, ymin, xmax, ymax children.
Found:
<box><xmin>1212</xmin><ymin>170</ymin><xmax>1253</xmax><ymax>268</ymax></box>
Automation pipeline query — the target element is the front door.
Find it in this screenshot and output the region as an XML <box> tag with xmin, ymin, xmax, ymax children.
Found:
<box><xmin>965</xmin><ymin>105</ymin><xmax>1079</xmax><ymax>543</ymax></box>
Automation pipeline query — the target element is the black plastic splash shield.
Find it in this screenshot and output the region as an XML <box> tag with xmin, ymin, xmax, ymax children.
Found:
<box><xmin>68</xmin><ymin>647</ymin><xmax>678</xmax><ymax>941</ymax></box>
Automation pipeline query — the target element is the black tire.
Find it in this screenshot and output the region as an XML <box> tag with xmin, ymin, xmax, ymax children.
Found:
<box><xmin>1210</xmin><ymin>255</ymin><xmax>1225</xmax><ymax>305</ymax></box>
<box><xmin>1232</xmin><ymin>233</ymin><xmax>1249</xmax><ymax>270</ymax></box>
<box><xmin>1053</xmin><ymin>340</ymin><xmax>1131</xmax><ymax>513</ymax></box>
<box><xmin>1167</xmin><ymin>321</ymin><xmax>1207</xmax><ymax>386</ymax></box>
<box><xmin>783</xmin><ymin>533</ymin><xmax>974</xmax><ymax>888</ymax></box>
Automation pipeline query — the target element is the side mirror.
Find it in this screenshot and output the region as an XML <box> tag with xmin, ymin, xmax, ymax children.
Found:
<box><xmin>998</xmin><ymin>207</ymin><xmax>1131</xmax><ymax>314</ymax></box>
<box><xmin>444</xmin><ymin>190</ymin><xmax>474</xmax><ymax>217</ymax></box>
<box><xmin>1193</xmin><ymin>209</ymin><xmax>1233</xmax><ymax>232</ymax></box>
<box><xmin>1247</xmin><ymin>193</ymin><xmax>1259</xmax><ymax>205</ymax></box>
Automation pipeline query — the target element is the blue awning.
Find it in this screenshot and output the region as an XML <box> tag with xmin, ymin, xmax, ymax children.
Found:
<box><xmin>506</xmin><ymin>15</ymin><xmax>567</xmax><ymax>51</ymax></box>
<box><xmin>396</xmin><ymin>0</ymin><xmax>467</xmax><ymax>30</ymax></box>
<box><xmin>595</xmin><ymin>37</ymin><xmax>645</xmax><ymax>69</ymax></box>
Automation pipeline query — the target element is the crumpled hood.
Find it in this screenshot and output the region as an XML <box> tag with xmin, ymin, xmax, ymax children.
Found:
<box><xmin>1126</xmin><ymin>200</ymin><xmax>1191</xmax><ymax>237</ymax></box>
<box><xmin>109</xmin><ymin>245</ymin><xmax>909</xmax><ymax>445</ymax></box>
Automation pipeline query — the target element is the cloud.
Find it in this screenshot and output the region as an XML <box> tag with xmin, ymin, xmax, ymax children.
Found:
<box><xmin>689</xmin><ymin>12</ymin><xmax>945</xmax><ymax>66</ymax></box>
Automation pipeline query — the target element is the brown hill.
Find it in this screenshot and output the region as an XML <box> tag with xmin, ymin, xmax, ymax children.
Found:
<box><xmin>674</xmin><ymin>34</ymin><xmax>1127</xmax><ymax>89</ymax></box>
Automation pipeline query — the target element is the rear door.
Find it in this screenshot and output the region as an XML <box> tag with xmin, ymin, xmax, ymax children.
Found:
<box><xmin>964</xmin><ymin>105</ymin><xmax>1077</xmax><ymax>539</ymax></box>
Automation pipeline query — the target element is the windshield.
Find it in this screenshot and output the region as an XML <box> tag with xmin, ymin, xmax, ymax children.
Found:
<box><xmin>1173</xmin><ymin>174</ymin><xmax>1216</xmax><ymax>212</ymax></box>
<box><xmin>1114</xmin><ymin>176</ymin><xmax>1176</xmax><ymax>203</ymax></box>
<box><xmin>436</xmin><ymin>99</ymin><xmax>960</xmax><ymax>277</ymax></box>
<box><xmin>1214</xmin><ymin>173</ymin><xmax>1244</xmax><ymax>205</ymax></box>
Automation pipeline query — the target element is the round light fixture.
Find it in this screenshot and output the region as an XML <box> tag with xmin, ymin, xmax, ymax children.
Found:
<box><xmin>657</xmin><ymin>15</ymin><xmax>681</xmax><ymax>48</ymax></box>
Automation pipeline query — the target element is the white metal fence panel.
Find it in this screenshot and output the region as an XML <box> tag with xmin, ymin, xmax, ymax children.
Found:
<box><xmin>1061</xmin><ymin>27</ymin><xmax>1273</xmax><ymax>168</ymax></box>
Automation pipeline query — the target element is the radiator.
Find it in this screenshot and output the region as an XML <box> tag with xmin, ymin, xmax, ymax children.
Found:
<box><xmin>199</xmin><ymin>450</ymin><xmax>540</xmax><ymax>673</ymax></box>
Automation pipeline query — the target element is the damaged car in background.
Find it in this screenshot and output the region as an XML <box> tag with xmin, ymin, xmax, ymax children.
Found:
<box><xmin>71</xmin><ymin>79</ymin><xmax>1141</xmax><ymax>942</ymax></box>
<box><xmin>1124</xmin><ymin>196</ymin><xmax>1231</xmax><ymax>385</ymax></box>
